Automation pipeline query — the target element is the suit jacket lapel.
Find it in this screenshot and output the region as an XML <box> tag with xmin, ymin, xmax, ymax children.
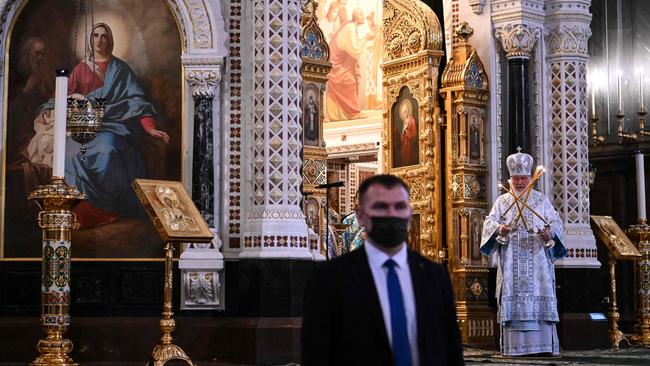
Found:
<box><xmin>348</xmin><ymin>249</ymin><xmax>390</xmax><ymax>350</ymax></box>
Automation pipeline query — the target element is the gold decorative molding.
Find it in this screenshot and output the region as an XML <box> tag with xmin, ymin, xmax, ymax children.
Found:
<box><xmin>383</xmin><ymin>0</ymin><xmax>443</xmax><ymax>62</ymax></box>
<box><xmin>382</xmin><ymin>0</ymin><xmax>444</xmax><ymax>261</ymax></box>
<box><xmin>300</xmin><ymin>3</ymin><xmax>331</xmax><ymax>255</ymax></box>
<box><xmin>441</xmin><ymin>22</ymin><xmax>493</xmax><ymax>348</ymax></box>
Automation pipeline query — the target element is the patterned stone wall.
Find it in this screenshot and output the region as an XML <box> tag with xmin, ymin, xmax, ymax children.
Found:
<box><xmin>545</xmin><ymin>0</ymin><xmax>598</xmax><ymax>267</ymax></box>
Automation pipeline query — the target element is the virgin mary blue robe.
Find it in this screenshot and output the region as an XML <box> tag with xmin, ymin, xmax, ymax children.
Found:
<box><xmin>40</xmin><ymin>57</ymin><xmax>157</xmax><ymax>217</ymax></box>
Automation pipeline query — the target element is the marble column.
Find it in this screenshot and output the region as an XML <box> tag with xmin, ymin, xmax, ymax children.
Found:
<box><xmin>508</xmin><ymin>58</ymin><xmax>531</xmax><ymax>153</ymax></box>
<box><xmin>495</xmin><ymin>23</ymin><xmax>540</xmax><ymax>155</ymax></box>
<box><xmin>181</xmin><ymin>67</ymin><xmax>225</xmax><ymax>310</ymax></box>
<box><xmin>187</xmin><ymin>70</ymin><xmax>220</xmax><ymax>227</ymax></box>
<box><xmin>241</xmin><ymin>0</ymin><xmax>311</xmax><ymax>259</ymax></box>
<box><xmin>545</xmin><ymin>0</ymin><xmax>599</xmax><ymax>268</ymax></box>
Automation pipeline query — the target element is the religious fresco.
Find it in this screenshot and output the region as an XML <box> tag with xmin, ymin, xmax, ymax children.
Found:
<box><xmin>316</xmin><ymin>0</ymin><xmax>383</xmax><ymax>122</ymax></box>
<box><xmin>2</xmin><ymin>0</ymin><xmax>182</xmax><ymax>259</ymax></box>
<box><xmin>391</xmin><ymin>87</ymin><xmax>420</xmax><ymax>168</ymax></box>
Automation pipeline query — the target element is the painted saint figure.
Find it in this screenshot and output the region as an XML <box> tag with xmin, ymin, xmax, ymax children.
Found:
<box><xmin>393</xmin><ymin>98</ymin><xmax>418</xmax><ymax>168</ymax></box>
<box><xmin>325</xmin><ymin>7</ymin><xmax>373</xmax><ymax>121</ymax></box>
<box><xmin>480</xmin><ymin>150</ymin><xmax>567</xmax><ymax>356</ymax></box>
<box><xmin>36</xmin><ymin>23</ymin><xmax>170</xmax><ymax>229</ymax></box>
<box><xmin>304</xmin><ymin>94</ymin><xmax>319</xmax><ymax>143</ymax></box>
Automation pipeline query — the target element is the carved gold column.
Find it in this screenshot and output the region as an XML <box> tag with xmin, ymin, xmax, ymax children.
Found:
<box><xmin>628</xmin><ymin>222</ymin><xmax>650</xmax><ymax>346</ymax></box>
<box><xmin>382</xmin><ymin>0</ymin><xmax>445</xmax><ymax>260</ymax></box>
<box><xmin>440</xmin><ymin>22</ymin><xmax>493</xmax><ymax>347</ymax></box>
<box><xmin>300</xmin><ymin>1</ymin><xmax>331</xmax><ymax>258</ymax></box>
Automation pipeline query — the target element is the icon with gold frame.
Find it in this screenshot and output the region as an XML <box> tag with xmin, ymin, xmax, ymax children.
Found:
<box><xmin>132</xmin><ymin>179</ymin><xmax>213</xmax><ymax>243</ymax></box>
<box><xmin>591</xmin><ymin>215</ymin><xmax>641</xmax><ymax>260</ymax></box>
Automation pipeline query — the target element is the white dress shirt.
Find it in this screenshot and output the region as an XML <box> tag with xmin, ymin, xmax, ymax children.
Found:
<box><xmin>364</xmin><ymin>241</ymin><xmax>419</xmax><ymax>366</ymax></box>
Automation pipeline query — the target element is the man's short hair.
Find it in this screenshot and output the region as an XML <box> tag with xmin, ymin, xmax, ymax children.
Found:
<box><xmin>357</xmin><ymin>174</ymin><xmax>410</xmax><ymax>204</ymax></box>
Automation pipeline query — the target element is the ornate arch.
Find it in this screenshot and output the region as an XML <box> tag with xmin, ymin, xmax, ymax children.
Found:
<box><xmin>0</xmin><ymin>0</ymin><xmax>227</xmax><ymax>202</ymax></box>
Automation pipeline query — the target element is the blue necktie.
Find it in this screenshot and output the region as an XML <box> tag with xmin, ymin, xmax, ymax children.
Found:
<box><xmin>384</xmin><ymin>259</ymin><xmax>413</xmax><ymax>366</ymax></box>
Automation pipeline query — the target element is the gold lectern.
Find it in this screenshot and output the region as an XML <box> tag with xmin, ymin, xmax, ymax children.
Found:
<box><xmin>133</xmin><ymin>179</ymin><xmax>214</xmax><ymax>366</ymax></box>
<box><xmin>592</xmin><ymin>215</ymin><xmax>642</xmax><ymax>350</ymax></box>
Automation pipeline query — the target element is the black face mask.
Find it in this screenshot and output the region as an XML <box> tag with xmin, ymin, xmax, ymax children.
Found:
<box><xmin>367</xmin><ymin>216</ymin><xmax>409</xmax><ymax>248</ymax></box>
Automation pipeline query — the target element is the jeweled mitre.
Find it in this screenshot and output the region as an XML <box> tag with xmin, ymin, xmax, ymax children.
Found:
<box><xmin>506</xmin><ymin>150</ymin><xmax>533</xmax><ymax>177</ymax></box>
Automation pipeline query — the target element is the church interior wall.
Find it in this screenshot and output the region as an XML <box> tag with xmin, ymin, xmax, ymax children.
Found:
<box><xmin>1</xmin><ymin>0</ymin><xmax>649</xmax><ymax>362</ymax></box>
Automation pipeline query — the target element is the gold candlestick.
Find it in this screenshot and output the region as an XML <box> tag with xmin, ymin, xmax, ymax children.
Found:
<box><xmin>28</xmin><ymin>177</ymin><xmax>85</xmax><ymax>366</ymax></box>
<box><xmin>147</xmin><ymin>242</ymin><xmax>194</xmax><ymax>366</ymax></box>
<box><xmin>617</xmin><ymin>112</ymin><xmax>638</xmax><ymax>143</ymax></box>
<box><xmin>607</xmin><ymin>253</ymin><xmax>630</xmax><ymax>350</ymax></box>
<box><xmin>628</xmin><ymin>220</ymin><xmax>650</xmax><ymax>346</ymax></box>
<box><xmin>591</xmin><ymin>116</ymin><xmax>606</xmax><ymax>145</ymax></box>
<box><xmin>639</xmin><ymin>108</ymin><xmax>650</xmax><ymax>137</ymax></box>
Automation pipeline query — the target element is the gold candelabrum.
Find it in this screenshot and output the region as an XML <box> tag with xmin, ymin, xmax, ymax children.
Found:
<box><xmin>617</xmin><ymin>111</ymin><xmax>638</xmax><ymax>143</ymax></box>
<box><xmin>628</xmin><ymin>220</ymin><xmax>650</xmax><ymax>347</ymax></box>
<box><xmin>638</xmin><ymin>108</ymin><xmax>650</xmax><ymax>137</ymax></box>
<box><xmin>591</xmin><ymin>116</ymin><xmax>606</xmax><ymax>145</ymax></box>
<box><xmin>28</xmin><ymin>177</ymin><xmax>86</xmax><ymax>366</ymax></box>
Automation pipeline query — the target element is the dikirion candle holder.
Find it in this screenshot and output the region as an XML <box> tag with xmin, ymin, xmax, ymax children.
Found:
<box><xmin>28</xmin><ymin>177</ymin><xmax>85</xmax><ymax>366</ymax></box>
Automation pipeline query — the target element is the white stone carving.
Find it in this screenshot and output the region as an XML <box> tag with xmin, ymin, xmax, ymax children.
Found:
<box><xmin>184</xmin><ymin>0</ymin><xmax>212</xmax><ymax>48</ymax></box>
<box><xmin>185</xmin><ymin>69</ymin><xmax>222</xmax><ymax>97</ymax></box>
<box><xmin>242</xmin><ymin>0</ymin><xmax>311</xmax><ymax>259</ymax></box>
<box><xmin>468</xmin><ymin>0</ymin><xmax>486</xmax><ymax>14</ymax></box>
<box><xmin>545</xmin><ymin>1</ymin><xmax>598</xmax><ymax>268</ymax></box>
<box><xmin>494</xmin><ymin>24</ymin><xmax>541</xmax><ymax>59</ymax></box>
<box><xmin>546</xmin><ymin>25</ymin><xmax>590</xmax><ymax>58</ymax></box>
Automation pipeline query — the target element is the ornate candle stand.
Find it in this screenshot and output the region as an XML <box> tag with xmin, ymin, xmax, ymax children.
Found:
<box><xmin>617</xmin><ymin>112</ymin><xmax>638</xmax><ymax>143</ymax></box>
<box><xmin>638</xmin><ymin>108</ymin><xmax>650</xmax><ymax>138</ymax></box>
<box><xmin>628</xmin><ymin>221</ymin><xmax>650</xmax><ymax>346</ymax></box>
<box><xmin>28</xmin><ymin>178</ymin><xmax>85</xmax><ymax>366</ymax></box>
<box><xmin>147</xmin><ymin>242</ymin><xmax>195</xmax><ymax>366</ymax></box>
<box><xmin>607</xmin><ymin>253</ymin><xmax>630</xmax><ymax>350</ymax></box>
<box><xmin>591</xmin><ymin>116</ymin><xmax>606</xmax><ymax>145</ymax></box>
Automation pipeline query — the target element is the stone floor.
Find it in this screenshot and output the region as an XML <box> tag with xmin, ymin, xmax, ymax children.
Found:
<box><xmin>464</xmin><ymin>346</ymin><xmax>650</xmax><ymax>365</ymax></box>
<box><xmin>2</xmin><ymin>346</ymin><xmax>649</xmax><ymax>365</ymax></box>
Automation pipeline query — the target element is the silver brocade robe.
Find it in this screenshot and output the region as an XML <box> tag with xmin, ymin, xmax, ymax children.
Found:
<box><xmin>480</xmin><ymin>190</ymin><xmax>567</xmax><ymax>326</ymax></box>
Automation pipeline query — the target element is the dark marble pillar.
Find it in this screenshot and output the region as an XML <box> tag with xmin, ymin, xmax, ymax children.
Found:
<box><xmin>507</xmin><ymin>58</ymin><xmax>531</xmax><ymax>155</ymax></box>
<box><xmin>192</xmin><ymin>96</ymin><xmax>214</xmax><ymax>226</ymax></box>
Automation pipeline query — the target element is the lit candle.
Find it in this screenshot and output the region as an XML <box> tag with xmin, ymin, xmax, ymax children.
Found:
<box><xmin>52</xmin><ymin>69</ymin><xmax>69</xmax><ymax>178</ymax></box>
<box><xmin>640</xmin><ymin>71</ymin><xmax>645</xmax><ymax>110</ymax></box>
<box><xmin>617</xmin><ymin>71</ymin><xmax>623</xmax><ymax>113</ymax></box>
<box><xmin>591</xmin><ymin>79</ymin><xmax>597</xmax><ymax>119</ymax></box>
<box><xmin>636</xmin><ymin>150</ymin><xmax>647</xmax><ymax>221</ymax></box>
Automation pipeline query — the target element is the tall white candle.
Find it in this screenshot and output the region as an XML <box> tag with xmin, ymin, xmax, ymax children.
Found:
<box><xmin>591</xmin><ymin>81</ymin><xmax>597</xmax><ymax>119</ymax></box>
<box><xmin>640</xmin><ymin>72</ymin><xmax>645</xmax><ymax>110</ymax></box>
<box><xmin>618</xmin><ymin>72</ymin><xmax>623</xmax><ymax>113</ymax></box>
<box><xmin>636</xmin><ymin>151</ymin><xmax>647</xmax><ymax>221</ymax></box>
<box><xmin>52</xmin><ymin>69</ymin><xmax>69</xmax><ymax>178</ymax></box>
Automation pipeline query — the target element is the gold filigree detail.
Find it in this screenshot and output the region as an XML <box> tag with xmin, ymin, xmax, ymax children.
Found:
<box><xmin>155</xmin><ymin>186</ymin><xmax>200</xmax><ymax>232</ymax></box>
<box><xmin>383</xmin><ymin>0</ymin><xmax>443</xmax><ymax>61</ymax></box>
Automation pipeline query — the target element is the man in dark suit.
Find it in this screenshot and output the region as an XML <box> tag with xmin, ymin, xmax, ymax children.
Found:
<box><xmin>301</xmin><ymin>174</ymin><xmax>464</xmax><ymax>366</ymax></box>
